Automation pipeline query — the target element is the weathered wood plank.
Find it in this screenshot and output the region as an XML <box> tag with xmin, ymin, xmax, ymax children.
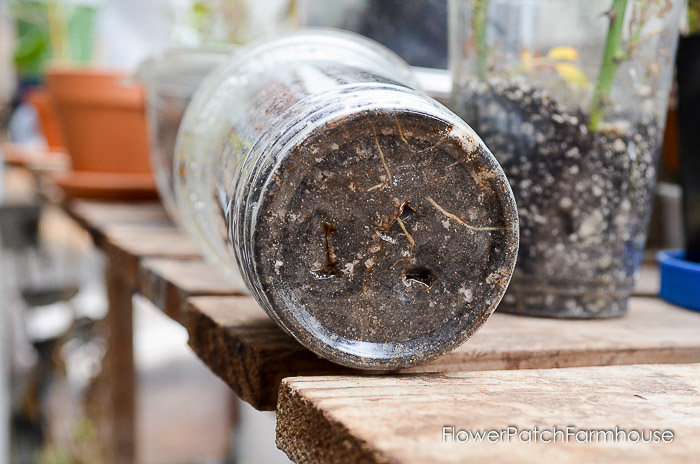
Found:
<box><xmin>38</xmin><ymin>199</ymin><xmax>204</xmax><ymax>289</ymax></box>
<box><xmin>185</xmin><ymin>295</ymin><xmax>700</xmax><ymax>411</ymax></box>
<box><xmin>101</xmin><ymin>225</ymin><xmax>202</xmax><ymax>283</ymax></box>
<box><xmin>103</xmin><ymin>245</ymin><xmax>136</xmax><ymax>464</ymax></box>
<box><xmin>185</xmin><ymin>296</ymin><xmax>354</xmax><ymax>410</ymax></box>
<box><xmin>1</xmin><ymin>143</ymin><xmax>69</xmax><ymax>171</ymax></box>
<box><xmin>69</xmin><ymin>200</ymin><xmax>171</xmax><ymax>231</ymax></box>
<box><xmin>634</xmin><ymin>263</ymin><xmax>660</xmax><ymax>297</ymax></box>
<box><xmin>1</xmin><ymin>165</ymin><xmax>37</xmax><ymax>204</ymax></box>
<box><xmin>276</xmin><ymin>363</ymin><xmax>700</xmax><ymax>464</ymax></box>
<box><xmin>36</xmin><ymin>178</ymin><xmax>172</xmax><ymax>242</ymax></box>
<box><xmin>138</xmin><ymin>258</ymin><xmax>242</xmax><ymax>323</ymax></box>
<box><xmin>35</xmin><ymin>193</ymin><xmax>206</xmax><ymax>464</ymax></box>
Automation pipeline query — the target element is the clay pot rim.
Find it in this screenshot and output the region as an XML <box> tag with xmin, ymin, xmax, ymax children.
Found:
<box><xmin>46</xmin><ymin>67</ymin><xmax>144</xmax><ymax>109</ymax></box>
<box><xmin>49</xmin><ymin>170</ymin><xmax>158</xmax><ymax>200</ymax></box>
<box><xmin>45</xmin><ymin>66</ymin><xmax>130</xmax><ymax>78</ymax></box>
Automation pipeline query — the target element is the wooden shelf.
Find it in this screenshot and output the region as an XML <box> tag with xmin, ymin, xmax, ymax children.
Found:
<box><xmin>30</xmin><ymin>187</ymin><xmax>699</xmax><ymax>464</ymax></box>
<box><xmin>277</xmin><ymin>363</ymin><xmax>700</xmax><ymax>463</ymax></box>
<box><xmin>138</xmin><ymin>258</ymin><xmax>242</xmax><ymax>323</ymax></box>
<box><xmin>44</xmin><ymin>200</ymin><xmax>700</xmax><ymax>416</ymax></box>
<box><xmin>185</xmin><ymin>295</ymin><xmax>700</xmax><ymax>411</ymax></box>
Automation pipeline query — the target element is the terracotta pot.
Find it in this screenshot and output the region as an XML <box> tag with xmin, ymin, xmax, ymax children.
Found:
<box><xmin>46</xmin><ymin>68</ymin><xmax>152</xmax><ymax>175</ymax></box>
<box><xmin>27</xmin><ymin>88</ymin><xmax>66</xmax><ymax>150</ymax></box>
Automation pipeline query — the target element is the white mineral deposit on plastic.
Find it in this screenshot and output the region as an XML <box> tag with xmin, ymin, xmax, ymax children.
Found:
<box><xmin>458</xmin><ymin>286</ymin><xmax>473</xmax><ymax>303</ymax></box>
<box><xmin>449</xmin><ymin>125</ymin><xmax>480</xmax><ymax>154</ymax></box>
<box><xmin>341</xmin><ymin>262</ymin><xmax>354</xmax><ymax>277</ymax></box>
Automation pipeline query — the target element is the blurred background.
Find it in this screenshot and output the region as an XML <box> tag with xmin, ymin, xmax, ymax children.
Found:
<box><xmin>0</xmin><ymin>0</ymin><xmax>696</xmax><ymax>463</ymax></box>
<box><xmin>0</xmin><ymin>2</ymin><xmax>449</xmax><ymax>463</ymax></box>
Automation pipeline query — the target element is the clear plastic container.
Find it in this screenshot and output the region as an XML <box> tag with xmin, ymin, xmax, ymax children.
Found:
<box><xmin>136</xmin><ymin>47</ymin><xmax>235</xmax><ymax>222</ymax></box>
<box><xmin>450</xmin><ymin>0</ymin><xmax>682</xmax><ymax>318</ymax></box>
<box><xmin>176</xmin><ymin>29</ymin><xmax>519</xmax><ymax>369</ymax></box>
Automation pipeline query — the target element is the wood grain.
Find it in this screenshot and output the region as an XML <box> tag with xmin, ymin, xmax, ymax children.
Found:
<box><xmin>56</xmin><ymin>201</ymin><xmax>206</xmax><ymax>297</ymax></box>
<box><xmin>185</xmin><ymin>296</ymin><xmax>354</xmax><ymax>410</ymax></box>
<box><xmin>277</xmin><ymin>363</ymin><xmax>700</xmax><ymax>464</ymax></box>
<box><xmin>101</xmin><ymin>225</ymin><xmax>202</xmax><ymax>283</ymax></box>
<box><xmin>138</xmin><ymin>258</ymin><xmax>241</xmax><ymax>323</ymax></box>
<box><xmin>185</xmin><ymin>295</ymin><xmax>700</xmax><ymax>411</ymax></box>
<box><xmin>69</xmin><ymin>200</ymin><xmax>171</xmax><ymax>231</ymax></box>
<box><xmin>36</xmin><ymin>199</ymin><xmax>203</xmax><ymax>463</ymax></box>
<box><xmin>103</xmin><ymin>245</ymin><xmax>136</xmax><ymax>464</ymax></box>
<box><xmin>36</xmin><ymin>196</ymin><xmax>173</xmax><ymax>245</ymax></box>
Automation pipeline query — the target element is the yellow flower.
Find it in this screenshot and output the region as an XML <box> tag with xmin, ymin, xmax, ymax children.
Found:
<box><xmin>547</xmin><ymin>46</ymin><xmax>579</xmax><ymax>61</ymax></box>
<box><xmin>555</xmin><ymin>62</ymin><xmax>589</xmax><ymax>87</ymax></box>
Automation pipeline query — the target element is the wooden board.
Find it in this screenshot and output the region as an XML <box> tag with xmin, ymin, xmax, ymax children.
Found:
<box><xmin>103</xmin><ymin>251</ymin><xmax>136</xmax><ymax>464</ymax></box>
<box><xmin>276</xmin><ymin>363</ymin><xmax>700</xmax><ymax>464</ymax></box>
<box><xmin>185</xmin><ymin>295</ymin><xmax>700</xmax><ymax>411</ymax></box>
<box><xmin>69</xmin><ymin>200</ymin><xmax>171</xmax><ymax>231</ymax></box>
<box><xmin>42</xmin><ymin>199</ymin><xmax>204</xmax><ymax>289</ymax></box>
<box><xmin>1</xmin><ymin>143</ymin><xmax>69</xmax><ymax>171</ymax></box>
<box><xmin>635</xmin><ymin>263</ymin><xmax>660</xmax><ymax>297</ymax></box>
<box><xmin>37</xmin><ymin>176</ymin><xmax>171</xmax><ymax>235</ymax></box>
<box><xmin>2</xmin><ymin>166</ymin><xmax>37</xmax><ymax>204</ymax></box>
<box><xmin>101</xmin><ymin>225</ymin><xmax>202</xmax><ymax>283</ymax></box>
<box><xmin>138</xmin><ymin>258</ymin><xmax>242</xmax><ymax>323</ymax></box>
<box><xmin>39</xmin><ymin>194</ymin><xmax>201</xmax><ymax>464</ymax></box>
<box><xmin>185</xmin><ymin>296</ymin><xmax>353</xmax><ymax>410</ymax></box>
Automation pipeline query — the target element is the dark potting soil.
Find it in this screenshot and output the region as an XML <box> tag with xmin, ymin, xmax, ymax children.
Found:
<box><xmin>454</xmin><ymin>76</ymin><xmax>662</xmax><ymax>318</ymax></box>
<box><xmin>242</xmin><ymin>110</ymin><xmax>518</xmax><ymax>369</ymax></box>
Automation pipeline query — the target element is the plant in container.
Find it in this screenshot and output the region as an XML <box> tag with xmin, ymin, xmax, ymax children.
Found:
<box><xmin>27</xmin><ymin>0</ymin><xmax>157</xmax><ymax>199</ymax></box>
<box><xmin>5</xmin><ymin>1</ymin><xmax>94</xmax><ymax>166</ymax></box>
<box><xmin>450</xmin><ymin>0</ymin><xmax>682</xmax><ymax>317</ymax></box>
<box><xmin>10</xmin><ymin>0</ymin><xmax>96</xmax><ymax>85</ymax></box>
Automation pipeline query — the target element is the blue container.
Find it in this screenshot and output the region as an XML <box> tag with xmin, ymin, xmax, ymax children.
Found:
<box><xmin>658</xmin><ymin>249</ymin><xmax>700</xmax><ymax>312</ymax></box>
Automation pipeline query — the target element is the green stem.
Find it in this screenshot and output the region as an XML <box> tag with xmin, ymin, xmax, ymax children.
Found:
<box><xmin>474</xmin><ymin>0</ymin><xmax>490</xmax><ymax>81</ymax></box>
<box><xmin>689</xmin><ymin>0</ymin><xmax>700</xmax><ymax>35</ymax></box>
<box><xmin>588</xmin><ymin>0</ymin><xmax>629</xmax><ymax>131</ymax></box>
